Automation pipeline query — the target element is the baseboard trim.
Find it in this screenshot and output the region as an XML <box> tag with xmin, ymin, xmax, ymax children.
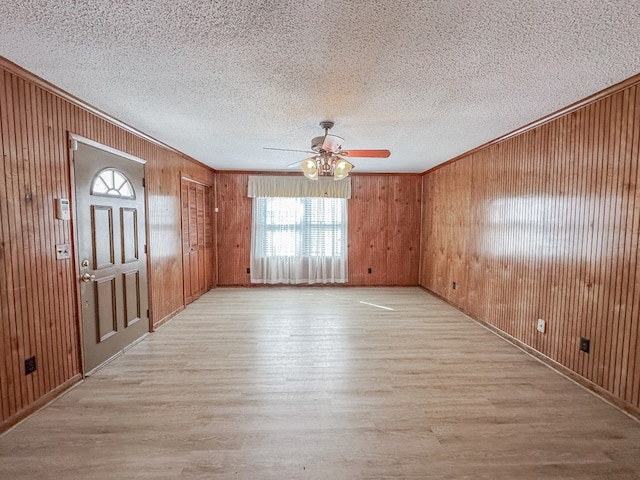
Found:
<box><xmin>419</xmin><ymin>285</ymin><xmax>640</xmax><ymax>422</ymax></box>
<box><xmin>0</xmin><ymin>374</ymin><xmax>83</xmax><ymax>436</ymax></box>
<box><xmin>152</xmin><ymin>305</ymin><xmax>185</xmax><ymax>330</ymax></box>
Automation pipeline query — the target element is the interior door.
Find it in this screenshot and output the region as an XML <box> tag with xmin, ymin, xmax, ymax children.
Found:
<box><xmin>74</xmin><ymin>139</ymin><xmax>149</xmax><ymax>373</ymax></box>
<box><xmin>181</xmin><ymin>178</ymin><xmax>212</xmax><ymax>304</ymax></box>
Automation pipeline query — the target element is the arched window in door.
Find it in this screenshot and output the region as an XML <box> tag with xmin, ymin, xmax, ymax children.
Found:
<box><xmin>91</xmin><ymin>168</ymin><xmax>135</xmax><ymax>199</ymax></box>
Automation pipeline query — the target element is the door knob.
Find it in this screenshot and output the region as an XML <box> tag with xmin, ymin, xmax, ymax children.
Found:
<box><xmin>81</xmin><ymin>273</ymin><xmax>96</xmax><ymax>282</ymax></box>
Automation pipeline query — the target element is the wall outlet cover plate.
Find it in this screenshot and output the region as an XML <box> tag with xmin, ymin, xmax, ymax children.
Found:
<box><xmin>55</xmin><ymin>243</ymin><xmax>71</xmax><ymax>260</ymax></box>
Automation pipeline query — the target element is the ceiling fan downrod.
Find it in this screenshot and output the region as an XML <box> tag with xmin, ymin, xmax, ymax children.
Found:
<box><xmin>319</xmin><ymin>120</ymin><xmax>334</xmax><ymax>134</ymax></box>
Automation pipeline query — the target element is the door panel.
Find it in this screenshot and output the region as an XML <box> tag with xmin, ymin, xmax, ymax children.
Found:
<box><xmin>92</xmin><ymin>206</ymin><xmax>115</xmax><ymax>268</ymax></box>
<box><xmin>123</xmin><ymin>270</ymin><xmax>141</xmax><ymax>327</ymax></box>
<box><xmin>181</xmin><ymin>181</ymin><xmax>194</xmax><ymax>304</ymax></box>
<box><xmin>121</xmin><ymin>208</ymin><xmax>138</xmax><ymax>263</ymax></box>
<box><xmin>74</xmin><ymin>140</ymin><xmax>149</xmax><ymax>373</ymax></box>
<box><xmin>181</xmin><ymin>178</ymin><xmax>212</xmax><ymax>304</ymax></box>
<box><xmin>95</xmin><ymin>276</ymin><xmax>117</xmax><ymax>342</ymax></box>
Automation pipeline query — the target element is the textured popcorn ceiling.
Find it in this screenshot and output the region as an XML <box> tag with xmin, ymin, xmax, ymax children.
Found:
<box><xmin>1</xmin><ymin>1</ymin><xmax>639</xmax><ymax>173</ymax></box>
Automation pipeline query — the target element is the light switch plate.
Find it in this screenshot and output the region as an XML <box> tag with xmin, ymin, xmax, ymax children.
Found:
<box><xmin>536</xmin><ymin>318</ymin><xmax>546</xmax><ymax>333</ymax></box>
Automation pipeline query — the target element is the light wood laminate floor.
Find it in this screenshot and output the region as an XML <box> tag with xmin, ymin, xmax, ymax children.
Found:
<box><xmin>1</xmin><ymin>287</ymin><xmax>639</xmax><ymax>479</ymax></box>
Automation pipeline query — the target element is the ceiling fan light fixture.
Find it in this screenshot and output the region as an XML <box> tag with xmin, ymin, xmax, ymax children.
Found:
<box><xmin>285</xmin><ymin>121</ymin><xmax>389</xmax><ymax>180</ymax></box>
<box><xmin>301</xmin><ymin>157</ymin><xmax>319</xmax><ymax>180</ymax></box>
<box><xmin>333</xmin><ymin>158</ymin><xmax>353</xmax><ymax>180</ymax></box>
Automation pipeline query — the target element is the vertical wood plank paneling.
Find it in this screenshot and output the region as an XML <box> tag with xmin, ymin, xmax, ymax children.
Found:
<box><xmin>464</xmin><ymin>155</ymin><xmax>481</xmax><ymax>319</ymax></box>
<box><xmin>347</xmin><ymin>176</ymin><xmax>367</xmax><ymax>285</ymax></box>
<box><xmin>0</xmin><ymin>70</ymin><xmax>13</xmax><ymax>421</ymax></box>
<box><xmin>349</xmin><ymin>174</ymin><xmax>421</xmax><ymax>286</ymax></box>
<box><xmin>5</xmin><ymin>71</ymin><xmax>27</xmax><ymax>412</ymax></box>
<box><xmin>205</xmin><ymin>182</ymin><xmax>215</xmax><ymax>289</ymax></box>
<box><xmin>0</xmin><ymin>60</ymin><xmax>215</xmax><ymax>431</ymax></box>
<box><xmin>600</xmin><ymin>94</ymin><xmax>618</xmax><ymax>392</ymax></box>
<box><xmin>420</xmin><ymin>77</ymin><xmax>640</xmax><ymax>415</ymax></box>
<box><xmin>42</xmin><ymin>89</ymin><xmax>58</xmax><ymax>390</ymax></box>
<box><xmin>20</xmin><ymin>75</ymin><xmax>39</xmax><ymax>404</ymax></box>
<box><xmin>54</xmin><ymin>94</ymin><xmax>70</xmax><ymax>385</ymax></box>
<box><xmin>616</xmin><ymin>86</ymin><xmax>636</xmax><ymax>400</ymax></box>
<box><xmin>589</xmin><ymin>97</ymin><xmax>606</xmax><ymax>387</ymax></box>
<box><xmin>572</xmin><ymin>107</ymin><xmax>587</xmax><ymax>378</ymax></box>
<box><xmin>548</xmin><ymin>115</ymin><xmax>565</xmax><ymax>366</ymax></box>
<box><xmin>215</xmin><ymin>173</ymin><xmax>252</xmax><ymax>286</ymax></box>
<box><xmin>622</xmin><ymin>86</ymin><xmax>639</xmax><ymax>400</ymax></box>
<box><xmin>57</xmin><ymin>96</ymin><xmax>74</xmax><ymax>383</ymax></box>
<box><xmin>389</xmin><ymin>176</ymin><xmax>422</xmax><ymax>285</ymax></box>
<box><xmin>626</xmin><ymin>85</ymin><xmax>640</xmax><ymax>406</ymax></box>
<box><xmin>29</xmin><ymin>82</ymin><xmax>48</xmax><ymax>396</ymax></box>
<box><xmin>564</xmin><ymin>112</ymin><xmax>580</xmax><ymax>372</ymax></box>
<box><xmin>583</xmin><ymin>99</ymin><xmax>600</xmax><ymax>383</ymax></box>
<box><xmin>609</xmin><ymin>89</ymin><xmax>630</xmax><ymax>397</ymax></box>
<box><xmin>349</xmin><ymin>175</ymin><xmax>388</xmax><ymax>284</ymax></box>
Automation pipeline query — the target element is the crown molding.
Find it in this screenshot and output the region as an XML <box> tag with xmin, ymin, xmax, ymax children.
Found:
<box><xmin>423</xmin><ymin>72</ymin><xmax>640</xmax><ymax>175</ymax></box>
<box><xmin>0</xmin><ymin>56</ymin><xmax>212</xmax><ymax>171</ymax></box>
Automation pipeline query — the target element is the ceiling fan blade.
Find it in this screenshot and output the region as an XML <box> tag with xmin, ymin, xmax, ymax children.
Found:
<box><xmin>340</xmin><ymin>149</ymin><xmax>391</xmax><ymax>158</ymax></box>
<box><xmin>264</xmin><ymin>147</ymin><xmax>315</xmax><ymax>154</ymax></box>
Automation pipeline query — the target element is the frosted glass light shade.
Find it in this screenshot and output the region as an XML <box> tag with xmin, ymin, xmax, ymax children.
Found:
<box><xmin>301</xmin><ymin>157</ymin><xmax>318</xmax><ymax>180</ymax></box>
<box><xmin>333</xmin><ymin>158</ymin><xmax>353</xmax><ymax>180</ymax></box>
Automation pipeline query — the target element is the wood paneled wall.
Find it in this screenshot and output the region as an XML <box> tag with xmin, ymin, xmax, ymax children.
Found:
<box><xmin>420</xmin><ymin>77</ymin><xmax>640</xmax><ymax>415</ymax></box>
<box><xmin>0</xmin><ymin>59</ymin><xmax>215</xmax><ymax>431</ymax></box>
<box><xmin>215</xmin><ymin>173</ymin><xmax>422</xmax><ymax>286</ymax></box>
<box><xmin>349</xmin><ymin>175</ymin><xmax>422</xmax><ymax>285</ymax></box>
<box><xmin>215</xmin><ymin>173</ymin><xmax>253</xmax><ymax>285</ymax></box>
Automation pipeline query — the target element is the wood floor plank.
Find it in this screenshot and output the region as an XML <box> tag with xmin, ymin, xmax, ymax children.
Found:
<box><xmin>0</xmin><ymin>287</ymin><xmax>639</xmax><ymax>479</ymax></box>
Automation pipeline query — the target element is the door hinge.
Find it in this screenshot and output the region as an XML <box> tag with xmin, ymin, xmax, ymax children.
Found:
<box><xmin>142</xmin><ymin>177</ymin><xmax>145</xmax><ymax>188</ymax></box>
<box><xmin>144</xmin><ymin>244</ymin><xmax>147</xmax><ymax>254</ymax></box>
<box><xmin>146</xmin><ymin>309</ymin><xmax>150</xmax><ymax>319</ymax></box>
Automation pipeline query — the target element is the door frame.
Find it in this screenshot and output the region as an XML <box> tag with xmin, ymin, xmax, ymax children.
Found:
<box><xmin>68</xmin><ymin>133</ymin><xmax>152</xmax><ymax>375</ymax></box>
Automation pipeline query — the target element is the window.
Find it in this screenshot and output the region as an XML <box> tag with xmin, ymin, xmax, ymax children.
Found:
<box><xmin>91</xmin><ymin>168</ymin><xmax>135</xmax><ymax>198</ymax></box>
<box><xmin>254</xmin><ymin>197</ymin><xmax>345</xmax><ymax>257</ymax></box>
<box><xmin>250</xmin><ymin>196</ymin><xmax>348</xmax><ymax>284</ymax></box>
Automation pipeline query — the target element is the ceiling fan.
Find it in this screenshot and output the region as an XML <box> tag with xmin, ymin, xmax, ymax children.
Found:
<box><xmin>264</xmin><ymin>121</ymin><xmax>391</xmax><ymax>180</ymax></box>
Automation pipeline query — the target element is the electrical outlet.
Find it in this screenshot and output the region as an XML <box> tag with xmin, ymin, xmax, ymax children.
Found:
<box><xmin>536</xmin><ymin>318</ymin><xmax>546</xmax><ymax>333</ymax></box>
<box><xmin>452</xmin><ymin>282</ymin><xmax>457</xmax><ymax>290</ymax></box>
<box><xmin>367</xmin><ymin>267</ymin><xmax>372</xmax><ymax>274</ymax></box>
<box><xmin>579</xmin><ymin>337</ymin><xmax>590</xmax><ymax>353</ymax></box>
<box><xmin>246</xmin><ymin>267</ymin><xmax>250</xmax><ymax>274</ymax></box>
<box><xmin>25</xmin><ymin>356</ymin><xmax>36</xmax><ymax>375</ymax></box>
<box><xmin>55</xmin><ymin>243</ymin><xmax>71</xmax><ymax>260</ymax></box>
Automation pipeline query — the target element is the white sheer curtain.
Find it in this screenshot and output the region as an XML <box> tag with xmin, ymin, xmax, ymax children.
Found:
<box><xmin>248</xmin><ymin>177</ymin><xmax>349</xmax><ymax>284</ymax></box>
